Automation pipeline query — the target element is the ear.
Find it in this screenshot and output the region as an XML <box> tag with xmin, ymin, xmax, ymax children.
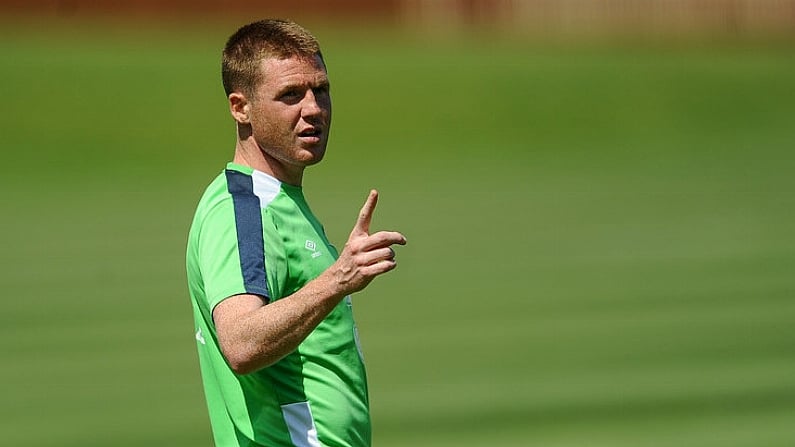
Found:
<box><xmin>228</xmin><ymin>92</ymin><xmax>251</xmax><ymax>124</ymax></box>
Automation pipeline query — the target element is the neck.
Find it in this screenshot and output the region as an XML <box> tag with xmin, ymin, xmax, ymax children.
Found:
<box><xmin>233</xmin><ymin>138</ymin><xmax>304</xmax><ymax>186</ymax></box>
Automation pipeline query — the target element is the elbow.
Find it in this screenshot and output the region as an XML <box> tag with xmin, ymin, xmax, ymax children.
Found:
<box><xmin>222</xmin><ymin>346</ymin><xmax>261</xmax><ymax>375</ymax></box>
<box><xmin>220</xmin><ymin>342</ymin><xmax>278</xmax><ymax>375</ymax></box>
<box><xmin>228</xmin><ymin>358</ymin><xmax>257</xmax><ymax>376</ymax></box>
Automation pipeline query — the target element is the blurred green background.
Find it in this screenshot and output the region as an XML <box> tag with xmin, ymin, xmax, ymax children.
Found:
<box><xmin>1</xmin><ymin>6</ymin><xmax>794</xmax><ymax>447</ymax></box>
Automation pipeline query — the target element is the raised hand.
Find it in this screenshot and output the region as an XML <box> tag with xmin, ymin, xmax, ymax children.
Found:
<box><xmin>329</xmin><ymin>190</ymin><xmax>407</xmax><ymax>295</ymax></box>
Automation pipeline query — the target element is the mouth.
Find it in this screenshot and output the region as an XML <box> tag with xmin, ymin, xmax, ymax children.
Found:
<box><xmin>297</xmin><ymin>127</ymin><xmax>323</xmax><ymax>144</ymax></box>
<box><xmin>298</xmin><ymin>127</ymin><xmax>321</xmax><ymax>137</ymax></box>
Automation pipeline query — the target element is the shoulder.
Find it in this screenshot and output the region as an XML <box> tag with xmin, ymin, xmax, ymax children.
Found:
<box><xmin>191</xmin><ymin>174</ymin><xmax>234</xmax><ymax>225</ymax></box>
<box><xmin>187</xmin><ymin>172</ymin><xmax>238</xmax><ymax>255</ymax></box>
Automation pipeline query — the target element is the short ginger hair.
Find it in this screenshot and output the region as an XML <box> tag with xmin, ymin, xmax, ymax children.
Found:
<box><xmin>221</xmin><ymin>19</ymin><xmax>323</xmax><ymax>97</ymax></box>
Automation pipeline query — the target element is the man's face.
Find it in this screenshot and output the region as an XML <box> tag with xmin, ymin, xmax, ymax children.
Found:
<box><xmin>247</xmin><ymin>55</ymin><xmax>332</xmax><ymax>173</ymax></box>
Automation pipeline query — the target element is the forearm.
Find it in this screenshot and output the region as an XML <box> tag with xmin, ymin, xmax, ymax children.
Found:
<box><xmin>216</xmin><ymin>270</ymin><xmax>346</xmax><ymax>374</ymax></box>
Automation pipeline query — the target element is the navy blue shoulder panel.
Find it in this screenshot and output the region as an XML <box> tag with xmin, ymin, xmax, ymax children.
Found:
<box><xmin>225</xmin><ymin>169</ymin><xmax>270</xmax><ymax>300</ymax></box>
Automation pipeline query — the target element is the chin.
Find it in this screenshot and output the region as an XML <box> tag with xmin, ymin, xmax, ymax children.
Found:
<box><xmin>300</xmin><ymin>146</ymin><xmax>327</xmax><ymax>165</ymax></box>
<box><xmin>306</xmin><ymin>154</ymin><xmax>326</xmax><ymax>166</ymax></box>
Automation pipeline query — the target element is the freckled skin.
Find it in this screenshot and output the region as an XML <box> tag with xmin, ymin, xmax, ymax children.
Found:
<box><xmin>231</xmin><ymin>55</ymin><xmax>332</xmax><ymax>186</ymax></box>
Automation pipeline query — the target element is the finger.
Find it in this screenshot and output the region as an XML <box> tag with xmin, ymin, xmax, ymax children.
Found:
<box><xmin>360</xmin><ymin>258</ymin><xmax>398</xmax><ymax>277</ymax></box>
<box><xmin>359</xmin><ymin>247</ymin><xmax>396</xmax><ymax>266</ymax></box>
<box><xmin>360</xmin><ymin>231</ymin><xmax>407</xmax><ymax>251</ymax></box>
<box><xmin>353</xmin><ymin>189</ymin><xmax>379</xmax><ymax>235</ymax></box>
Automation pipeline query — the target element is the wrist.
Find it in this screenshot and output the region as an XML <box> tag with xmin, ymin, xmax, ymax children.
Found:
<box><xmin>313</xmin><ymin>267</ymin><xmax>351</xmax><ymax>303</ymax></box>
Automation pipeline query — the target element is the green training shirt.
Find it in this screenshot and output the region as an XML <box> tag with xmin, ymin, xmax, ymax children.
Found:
<box><xmin>186</xmin><ymin>163</ymin><xmax>370</xmax><ymax>447</ymax></box>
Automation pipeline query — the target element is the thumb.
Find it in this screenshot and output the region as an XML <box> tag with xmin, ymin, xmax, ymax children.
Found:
<box><xmin>352</xmin><ymin>189</ymin><xmax>378</xmax><ymax>236</ymax></box>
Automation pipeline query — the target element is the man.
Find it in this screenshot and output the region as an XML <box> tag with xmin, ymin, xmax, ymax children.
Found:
<box><xmin>186</xmin><ymin>19</ymin><xmax>407</xmax><ymax>447</ymax></box>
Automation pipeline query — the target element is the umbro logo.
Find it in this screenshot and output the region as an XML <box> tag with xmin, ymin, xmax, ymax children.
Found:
<box><xmin>305</xmin><ymin>240</ymin><xmax>323</xmax><ymax>258</ymax></box>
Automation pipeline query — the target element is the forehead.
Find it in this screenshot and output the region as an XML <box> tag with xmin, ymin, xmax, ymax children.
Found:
<box><xmin>258</xmin><ymin>55</ymin><xmax>328</xmax><ymax>88</ymax></box>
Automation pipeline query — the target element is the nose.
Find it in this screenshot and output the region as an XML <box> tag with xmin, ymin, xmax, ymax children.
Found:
<box><xmin>301</xmin><ymin>89</ymin><xmax>323</xmax><ymax>118</ymax></box>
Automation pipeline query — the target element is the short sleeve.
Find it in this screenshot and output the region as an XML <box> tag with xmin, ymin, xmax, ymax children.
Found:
<box><xmin>197</xmin><ymin>199</ymin><xmax>269</xmax><ymax>311</ymax></box>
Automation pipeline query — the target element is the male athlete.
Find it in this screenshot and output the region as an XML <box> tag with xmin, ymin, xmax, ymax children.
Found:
<box><xmin>186</xmin><ymin>19</ymin><xmax>407</xmax><ymax>446</ymax></box>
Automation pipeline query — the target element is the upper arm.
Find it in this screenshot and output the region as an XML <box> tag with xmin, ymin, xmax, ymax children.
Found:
<box><xmin>213</xmin><ymin>293</ymin><xmax>268</xmax><ymax>335</ymax></box>
<box><xmin>212</xmin><ymin>293</ymin><xmax>270</xmax><ymax>373</ymax></box>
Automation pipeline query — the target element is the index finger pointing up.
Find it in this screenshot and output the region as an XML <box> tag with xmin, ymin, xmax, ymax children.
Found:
<box><xmin>353</xmin><ymin>189</ymin><xmax>379</xmax><ymax>235</ymax></box>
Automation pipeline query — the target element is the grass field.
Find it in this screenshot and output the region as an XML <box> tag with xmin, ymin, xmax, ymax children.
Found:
<box><xmin>1</xmin><ymin>18</ymin><xmax>794</xmax><ymax>446</ymax></box>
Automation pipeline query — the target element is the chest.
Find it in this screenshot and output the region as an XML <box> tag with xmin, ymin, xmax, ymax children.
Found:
<box><xmin>271</xmin><ymin>207</ymin><xmax>339</xmax><ymax>295</ymax></box>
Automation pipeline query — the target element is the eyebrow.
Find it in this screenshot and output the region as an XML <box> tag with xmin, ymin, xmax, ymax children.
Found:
<box><xmin>275</xmin><ymin>78</ymin><xmax>330</xmax><ymax>96</ymax></box>
<box><xmin>288</xmin><ymin>76</ymin><xmax>329</xmax><ymax>88</ymax></box>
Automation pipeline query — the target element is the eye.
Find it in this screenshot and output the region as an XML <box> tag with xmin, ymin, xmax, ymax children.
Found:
<box><xmin>313</xmin><ymin>85</ymin><xmax>330</xmax><ymax>97</ymax></box>
<box><xmin>279</xmin><ymin>89</ymin><xmax>302</xmax><ymax>102</ymax></box>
